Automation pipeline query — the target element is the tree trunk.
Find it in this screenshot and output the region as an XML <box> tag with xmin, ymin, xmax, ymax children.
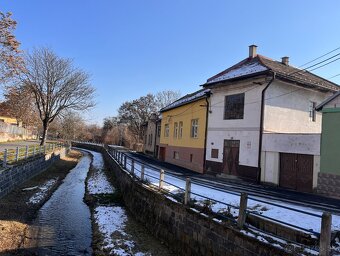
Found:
<box><xmin>40</xmin><ymin>121</ymin><xmax>49</xmax><ymax>146</ymax></box>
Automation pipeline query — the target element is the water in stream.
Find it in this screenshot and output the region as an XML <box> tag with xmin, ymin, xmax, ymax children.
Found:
<box><xmin>33</xmin><ymin>153</ymin><xmax>92</xmax><ymax>255</ymax></box>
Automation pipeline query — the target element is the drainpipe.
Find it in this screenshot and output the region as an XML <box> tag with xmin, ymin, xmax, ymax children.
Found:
<box><xmin>203</xmin><ymin>91</ymin><xmax>211</xmax><ymax>173</ymax></box>
<box><xmin>257</xmin><ymin>72</ymin><xmax>276</xmax><ymax>183</ymax></box>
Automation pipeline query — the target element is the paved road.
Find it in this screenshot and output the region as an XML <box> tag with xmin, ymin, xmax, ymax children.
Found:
<box><xmin>126</xmin><ymin>152</ymin><xmax>340</xmax><ymax>215</ymax></box>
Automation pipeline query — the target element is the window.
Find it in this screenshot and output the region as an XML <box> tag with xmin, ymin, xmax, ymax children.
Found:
<box><xmin>157</xmin><ymin>125</ymin><xmax>161</xmax><ymax>137</ymax></box>
<box><xmin>211</xmin><ymin>149</ymin><xmax>219</xmax><ymax>158</ymax></box>
<box><xmin>224</xmin><ymin>93</ymin><xmax>245</xmax><ymax>120</ymax></box>
<box><xmin>190</xmin><ymin>154</ymin><xmax>193</xmax><ymax>162</ymax></box>
<box><xmin>148</xmin><ymin>134</ymin><xmax>153</xmax><ymax>145</ymax></box>
<box><xmin>191</xmin><ymin>119</ymin><xmax>199</xmax><ymax>138</ymax></box>
<box><xmin>174</xmin><ymin>122</ymin><xmax>178</xmax><ymax>138</ymax></box>
<box><xmin>309</xmin><ymin>101</ymin><xmax>316</xmax><ymax>122</ymax></box>
<box><xmin>173</xmin><ymin>151</ymin><xmax>179</xmax><ymax>159</ymax></box>
<box><xmin>178</xmin><ymin>121</ymin><xmax>183</xmax><ymax>139</ymax></box>
<box><xmin>164</xmin><ymin>124</ymin><xmax>169</xmax><ymax>137</ymax></box>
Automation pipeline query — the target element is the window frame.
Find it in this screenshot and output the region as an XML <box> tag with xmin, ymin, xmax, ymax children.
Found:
<box><xmin>164</xmin><ymin>124</ymin><xmax>169</xmax><ymax>137</ymax></box>
<box><xmin>190</xmin><ymin>119</ymin><xmax>199</xmax><ymax>138</ymax></box>
<box><xmin>224</xmin><ymin>93</ymin><xmax>245</xmax><ymax>120</ymax></box>
<box><xmin>178</xmin><ymin>121</ymin><xmax>183</xmax><ymax>139</ymax></box>
<box><xmin>174</xmin><ymin>122</ymin><xmax>178</xmax><ymax>138</ymax></box>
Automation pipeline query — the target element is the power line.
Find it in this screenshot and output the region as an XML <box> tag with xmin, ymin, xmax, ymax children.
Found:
<box><xmin>298</xmin><ymin>46</ymin><xmax>340</xmax><ymax>68</ymax></box>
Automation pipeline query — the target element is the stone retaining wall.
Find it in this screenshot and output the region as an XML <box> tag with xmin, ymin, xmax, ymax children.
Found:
<box><xmin>0</xmin><ymin>148</ymin><xmax>67</xmax><ymax>198</ymax></box>
<box><xmin>317</xmin><ymin>172</ymin><xmax>340</xmax><ymax>199</ymax></box>
<box><xmin>73</xmin><ymin>143</ymin><xmax>291</xmax><ymax>256</ymax></box>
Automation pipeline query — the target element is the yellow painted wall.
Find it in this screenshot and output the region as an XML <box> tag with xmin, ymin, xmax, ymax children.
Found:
<box><xmin>160</xmin><ymin>98</ymin><xmax>207</xmax><ymax>149</ymax></box>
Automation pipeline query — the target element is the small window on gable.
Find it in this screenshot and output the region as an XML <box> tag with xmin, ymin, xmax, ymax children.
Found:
<box><xmin>173</xmin><ymin>151</ymin><xmax>179</xmax><ymax>159</ymax></box>
<box><xmin>309</xmin><ymin>101</ymin><xmax>316</xmax><ymax>122</ymax></box>
<box><xmin>224</xmin><ymin>93</ymin><xmax>245</xmax><ymax>120</ymax></box>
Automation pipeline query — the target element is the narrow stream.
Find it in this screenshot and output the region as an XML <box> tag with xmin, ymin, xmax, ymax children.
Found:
<box><xmin>33</xmin><ymin>153</ymin><xmax>92</xmax><ymax>255</ymax></box>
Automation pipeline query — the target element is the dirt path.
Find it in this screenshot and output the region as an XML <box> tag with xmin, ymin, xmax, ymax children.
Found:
<box><xmin>0</xmin><ymin>150</ymin><xmax>82</xmax><ymax>255</ymax></box>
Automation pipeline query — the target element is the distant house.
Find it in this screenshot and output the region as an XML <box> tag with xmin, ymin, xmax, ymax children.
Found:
<box><xmin>159</xmin><ymin>89</ymin><xmax>210</xmax><ymax>173</ymax></box>
<box><xmin>143</xmin><ymin>113</ymin><xmax>159</xmax><ymax>157</ymax></box>
<box><xmin>315</xmin><ymin>91</ymin><xmax>340</xmax><ymax>198</ymax></box>
<box><xmin>203</xmin><ymin>45</ymin><xmax>339</xmax><ymax>192</ymax></box>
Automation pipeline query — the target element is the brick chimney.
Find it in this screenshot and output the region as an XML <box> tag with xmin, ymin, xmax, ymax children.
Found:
<box><xmin>249</xmin><ymin>45</ymin><xmax>257</xmax><ymax>58</ymax></box>
<box><xmin>281</xmin><ymin>56</ymin><xmax>289</xmax><ymax>65</ymax></box>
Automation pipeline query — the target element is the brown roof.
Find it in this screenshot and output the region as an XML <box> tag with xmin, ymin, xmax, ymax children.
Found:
<box><xmin>205</xmin><ymin>55</ymin><xmax>340</xmax><ymax>92</ymax></box>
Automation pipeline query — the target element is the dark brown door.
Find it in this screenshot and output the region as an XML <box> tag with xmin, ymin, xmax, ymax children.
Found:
<box><xmin>222</xmin><ymin>140</ymin><xmax>240</xmax><ymax>175</ymax></box>
<box><xmin>279</xmin><ymin>153</ymin><xmax>313</xmax><ymax>193</ymax></box>
<box><xmin>159</xmin><ymin>147</ymin><xmax>166</xmax><ymax>161</ymax></box>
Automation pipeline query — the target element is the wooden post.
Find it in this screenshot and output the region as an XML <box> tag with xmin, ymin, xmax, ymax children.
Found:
<box><xmin>131</xmin><ymin>159</ymin><xmax>135</xmax><ymax>175</ymax></box>
<box><xmin>320</xmin><ymin>212</ymin><xmax>332</xmax><ymax>256</ymax></box>
<box><xmin>15</xmin><ymin>147</ymin><xmax>19</xmax><ymax>162</ymax></box>
<box><xmin>238</xmin><ymin>193</ymin><xmax>248</xmax><ymax>229</ymax></box>
<box><xmin>159</xmin><ymin>169</ymin><xmax>165</xmax><ymax>190</ymax></box>
<box><xmin>3</xmin><ymin>149</ymin><xmax>7</xmax><ymax>167</ymax></box>
<box><xmin>25</xmin><ymin>145</ymin><xmax>29</xmax><ymax>159</ymax></box>
<box><xmin>184</xmin><ymin>178</ymin><xmax>191</xmax><ymax>205</ymax></box>
<box><xmin>141</xmin><ymin>165</ymin><xmax>145</xmax><ymax>181</ymax></box>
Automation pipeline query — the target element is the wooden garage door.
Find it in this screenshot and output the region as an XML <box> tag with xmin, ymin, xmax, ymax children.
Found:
<box><xmin>279</xmin><ymin>153</ymin><xmax>313</xmax><ymax>193</ymax></box>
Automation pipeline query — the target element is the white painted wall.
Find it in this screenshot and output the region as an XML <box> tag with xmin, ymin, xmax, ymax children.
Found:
<box><xmin>262</xmin><ymin>133</ymin><xmax>321</xmax><ymax>155</ymax></box>
<box><xmin>261</xmin><ymin>151</ymin><xmax>279</xmax><ymax>184</ymax></box>
<box><xmin>263</xmin><ymin>80</ymin><xmax>330</xmax><ymax>134</ymax></box>
<box><xmin>206</xmin><ymin>80</ymin><xmax>266</xmax><ymax>167</ymax></box>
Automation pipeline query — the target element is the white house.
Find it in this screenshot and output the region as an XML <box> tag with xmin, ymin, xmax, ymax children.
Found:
<box><xmin>203</xmin><ymin>45</ymin><xmax>339</xmax><ymax>193</ymax></box>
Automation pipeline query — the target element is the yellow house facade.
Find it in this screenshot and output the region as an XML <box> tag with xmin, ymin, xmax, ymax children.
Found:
<box><xmin>159</xmin><ymin>89</ymin><xmax>210</xmax><ymax>173</ymax></box>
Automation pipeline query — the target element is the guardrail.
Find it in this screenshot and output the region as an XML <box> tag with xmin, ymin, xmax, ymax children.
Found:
<box><xmin>110</xmin><ymin>147</ymin><xmax>333</xmax><ymax>255</ymax></box>
<box><xmin>72</xmin><ymin>141</ymin><xmax>333</xmax><ymax>255</ymax></box>
<box><xmin>0</xmin><ymin>142</ymin><xmax>66</xmax><ymax>168</ymax></box>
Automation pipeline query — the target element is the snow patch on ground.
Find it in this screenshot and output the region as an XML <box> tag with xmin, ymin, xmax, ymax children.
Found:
<box><xmin>94</xmin><ymin>206</ymin><xmax>149</xmax><ymax>255</ymax></box>
<box><xmin>27</xmin><ymin>178</ymin><xmax>57</xmax><ymax>204</ymax></box>
<box><xmin>87</xmin><ymin>151</ymin><xmax>115</xmax><ymax>194</ymax></box>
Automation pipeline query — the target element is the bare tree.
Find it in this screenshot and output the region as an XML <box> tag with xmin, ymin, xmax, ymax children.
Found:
<box><xmin>155</xmin><ymin>90</ymin><xmax>181</xmax><ymax>110</ymax></box>
<box><xmin>18</xmin><ymin>48</ymin><xmax>95</xmax><ymax>145</ymax></box>
<box><xmin>0</xmin><ymin>11</ymin><xmax>23</xmax><ymax>82</ymax></box>
<box><xmin>118</xmin><ymin>94</ymin><xmax>157</xmax><ymax>143</ymax></box>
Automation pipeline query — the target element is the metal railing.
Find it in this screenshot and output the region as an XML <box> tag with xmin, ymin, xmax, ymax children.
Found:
<box><xmin>72</xmin><ymin>142</ymin><xmax>333</xmax><ymax>255</ymax></box>
<box><xmin>0</xmin><ymin>142</ymin><xmax>66</xmax><ymax>168</ymax></box>
<box><xmin>108</xmin><ymin>147</ymin><xmax>333</xmax><ymax>255</ymax></box>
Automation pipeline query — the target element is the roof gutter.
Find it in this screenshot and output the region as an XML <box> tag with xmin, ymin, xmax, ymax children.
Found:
<box><xmin>257</xmin><ymin>72</ymin><xmax>276</xmax><ymax>183</ymax></box>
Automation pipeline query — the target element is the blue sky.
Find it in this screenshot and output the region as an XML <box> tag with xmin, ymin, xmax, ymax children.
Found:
<box><xmin>2</xmin><ymin>0</ymin><xmax>340</xmax><ymax>125</ymax></box>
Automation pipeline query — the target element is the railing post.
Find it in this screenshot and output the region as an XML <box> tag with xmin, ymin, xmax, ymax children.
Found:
<box><xmin>124</xmin><ymin>155</ymin><xmax>127</xmax><ymax>169</ymax></box>
<box><xmin>320</xmin><ymin>212</ymin><xmax>332</xmax><ymax>256</ymax></box>
<box><xmin>25</xmin><ymin>145</ymin><xmax>29</xmax><ymax>159</ymax></box>
<box><xmin>15</xmin><ymin>147</ymin><xmax>19</xmax><ymax>162</ymax></box>
<box><xmin>238</xmin><ymin>192</ymin><xmax>248</xmax><ymax>229</ymax></box>
<box><xmin>184</xmin><ymin>178</ymin><xmax>191</xmax><ymax>205</ymax></box>
<box><xmin>159</xmin><ymin>169</ymin><xmax>165</xmax><ymax>190</ymax></box>
<box><xmin>3</xmin><ymin>149</ymin><xmax>7</xmax><ymax>167</ymax></box>
<box><xmin>141</xmin><ymin>165</ymin><xmax>145</xmax><ymax>181</ymax></box>
<box><xmin>131</xmin><ymin>159</ymin><xmax>135</xmax><ymax>175</ymax></box>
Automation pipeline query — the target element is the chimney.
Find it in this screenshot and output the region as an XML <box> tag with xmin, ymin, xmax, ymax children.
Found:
<box><xmin>281</xmin><ymin>56</ymin><xmax>289</xmax><ymax>65</ymax></box>
<box><xmin>249</xmin><ymin>45</ymin><xmax>257</xmax><ymax>58</ymax></box>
